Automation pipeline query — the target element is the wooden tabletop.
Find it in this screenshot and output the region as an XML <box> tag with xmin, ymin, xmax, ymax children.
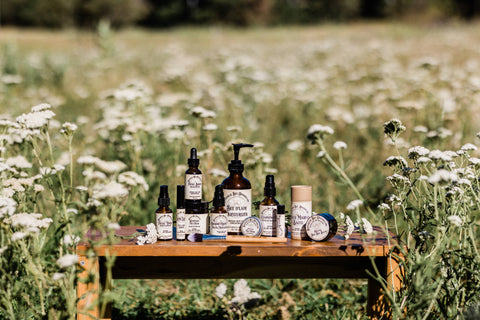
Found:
<box><xmin>77</xmin><ymin>226</ymin><xmax>397</xmax><ymax>258</ymax></box>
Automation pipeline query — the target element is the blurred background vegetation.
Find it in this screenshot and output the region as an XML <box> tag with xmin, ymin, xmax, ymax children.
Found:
<box><xmin>1</xmin><ymin>0</ymin><xmax>480</xmax><ymax>29</ymax></box>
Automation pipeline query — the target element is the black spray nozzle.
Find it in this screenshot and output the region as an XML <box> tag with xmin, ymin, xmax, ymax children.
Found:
<box><xmin>264</xmin><ymin>175</ymin><xmax>276</xmax><ymax>197</ymax></box>
<box><xmin>158</xmin><ymin>185</ymin><xmax>170</xmax><ymax>207</ymax></box>
<box><xmin>229</xmin><ymin>143</ymin><xmax>254</xmax><ymax>173</ymax></box>
<box><xmin>212</xmin><ymin>184</ymin><xmax>225</xmax><ymax>207</ymax></box>
<box><xmin>277</xmin><ymin>204</ymin><xmax>285</xmax><ymax>215</ymax></box>
<box><xmin>188</xmin><ymin>148</ymin><xmax>199</xmax><ymax>167</ymax></box>
<box><xmin>177</xmin><ymin>185</ymin><xmax>185</xmax><ymax>208</ymax></box>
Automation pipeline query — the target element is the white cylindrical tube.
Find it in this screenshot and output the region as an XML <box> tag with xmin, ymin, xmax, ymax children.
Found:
<box><xmin>290</xmin><ymin>185</ymin><xmax>312</xmax><ymax>240</ymax></box>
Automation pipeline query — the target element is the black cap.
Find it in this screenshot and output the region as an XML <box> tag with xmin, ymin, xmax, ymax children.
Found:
<box><xmin>188</xmin><ymin>148</ymin><xmax>199</xmax><ymax>167</ymax></box>
<box><xmin>158</xmin><ymin>185</ymin><xmax>170</xmax><ymax>207</ymax></box>
<box><xmin>264</xmin><ymin>175</ymin><xmax>276</xmax><ymax>197</ymax></box>
<box><xmin>201</xmin><ymin>201</ymin><xmax>210</xmax><ymax>213</ymax></box>
<box><xmin>212</xmin><ymin>185</ymin><xmax>225</xmax><ymax>207</ymax></box>
<box><xmin>277</xmin><ymin>204</ymin><xmax>285</xmax><ymax>215</ymax></box>
<box><xmin>185</xmin><ymin>199</ymin><xmax>201</xmax><ymax>211</ymax></box>
<box><xmin>177</xmin><ymin>185</ymin><xmax>185</xmax><ymax>208</ymax></box>
<box><xmin>228</xmin><ymin>143</ymin><xmax>254</xmax><ymax>173</ymax></box>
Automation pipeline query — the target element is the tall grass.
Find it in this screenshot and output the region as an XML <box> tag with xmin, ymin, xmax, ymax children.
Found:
<box><xmin>1</xmin><ymin>22</ymin><xmax>480</xmax><ymax>318</ymax></box>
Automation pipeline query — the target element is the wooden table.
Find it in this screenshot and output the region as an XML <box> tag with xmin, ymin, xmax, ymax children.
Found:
<box><xmin>77</xmin><ymin>226</ymin><xmax>402</xmax><ymax>320</ymax></box>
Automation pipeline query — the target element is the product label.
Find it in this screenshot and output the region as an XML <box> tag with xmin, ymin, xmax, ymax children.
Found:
<box><xmin>276</xmin><ymin>214</ymin><xmax>285</xmax><ymax>238</ymax></box>
<box><xmin>260</xmin><ymin>205</ymin><xmax>277</xmax><ymax>236</ymax></box>
<box><xmin>156</xmin><ymin>213</ymin><xmax>173</xmax><ymax>240</ymax></box>
<box><xmin>224</xmin><ymin>189</ymin><xmax>252</xmax><ymax>233</ymax></box>
<box><xmin>241</xmin><ymin>217</ymin><xmax>262</xmax><ymax>236</ymax></box>
<box><xmin>176</xmin><ymin>209</ymin><xmax>186</xmax><ymax>240</ymax></box>
<box><xmin>185</xmin><ymin>213</ymin><xmax>208</xmax><ymax>234</ymax></box>
<box><xmin>209</xmin><ymin>213</ymin><xmax>228</xmax><ymax>236</ymax></box>
<box><xmin>185</xmin><ymin>174</ymin><xmax>202</xmax><ymax>200</ymax></box>
<box><xmin>306</xmin><ymin>215</ymin><xmax>329</xmax><ymax>241</ymax></box>
<box><xmin>291</xmin><ymin>201</ymin><xmax>312</xmax><ymax>239</ymax></box>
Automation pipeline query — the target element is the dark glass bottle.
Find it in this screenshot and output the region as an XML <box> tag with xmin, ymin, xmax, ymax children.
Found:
<box><xmin>176</xmin><ymin>185</ymin><xmax>186</xmax><ymax>241</ymax></box>
<box><xmin>156</xmin><ymin>185</ymin><xmax>173</xmax><ymax>241</ymax></box>
<box><xmin>185</xmin><ymin>148</ymin><xmax>202</xmax><ymax>201</ymax></box>
<box><xmin>259</xmin><ymin>175</ymin><xmax>280</xmax><ymax>237</ymax></box>
<box><xmin>222</xmin><ymin>143</ymin><xmax>254</xmax><ymax>235</ymax></box>
<box><xmin>210</xmin><ymin>185</ymin><xmax>228</xmax><ymax>236</ymax></box>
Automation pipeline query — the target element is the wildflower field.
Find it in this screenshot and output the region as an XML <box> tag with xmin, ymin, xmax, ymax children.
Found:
<box><xmin>2</xmin><ymin>22</ymin><xmax>480</xmax><ymax>319</ymax></box>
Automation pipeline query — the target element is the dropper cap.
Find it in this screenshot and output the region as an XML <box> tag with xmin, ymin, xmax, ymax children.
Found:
<box><xmin>177</xmin><ymin>185</ymin><xmax>185</xmax><ymax>209</ymax></box>
<box><xmin>188</xmin><ymin>148</ymin><xmax>199</xmax><ymax>167</ymax></box>
<box><xmin>228</xmin><ymin>143</ymin><xmax>254</xmax><ymax>173</ymax></box>
<box><xmin>264</xmin><ymin>175</ymin><xmax>276</xmax><ymax>197</ymax></box>
<box><xmin>277</xmin><ymin>204</ymin><xmax>285</xmax><ymax>215</ymax></box>
<box><xmin>158</xmin><ymin>185</ymin><xmax>170</xmax><ymax>207</ymax></box>
<box><xmin>212</xmin><ymin>184</ymin><xmax>225</xmax><ymax>207</ymax></box>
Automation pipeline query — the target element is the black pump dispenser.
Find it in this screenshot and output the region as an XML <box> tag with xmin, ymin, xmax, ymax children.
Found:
<box><xmin>213</xmin><ymin>185</ymin><xmax>225</xmax><ymax>207</ymax></box>
<box><xmin>264</xmin><ymin>175</ymin><xmax>276</xmax><ymax>197</ymax></box>
<box><xmin>228</xmin><ymin>143</ymin><xmax>254</xmax><ymax>173</ymax></box>
<box><xmin>158</xmin><ymin>185</ymin><xmax>170</xmax><ymax>206</ymax></box>
<box><xmin>188</xmin><ymin>148</ymin><xmax>199</xmax><ymax>167</ymax></box>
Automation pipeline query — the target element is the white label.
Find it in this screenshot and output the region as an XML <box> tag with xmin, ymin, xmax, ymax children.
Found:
<box><xmin>276</xmin><ymin>214</ymin><xmax>285</xmax><ymax>238</ymax></box>
<box><xmin>156</xmin><ymin>213</ymin><xmax>173</xmax><ymax>240</ymax></box>
<box><xmin>224</xmin><ymin>189</ymin><xmax>252</xmax><ymax>233</ymax></box>
<box><xmin>306</xmin><ymin>215</ymin><xmax>329</xmax><ymax>241</ymax></box>
<box><xmin>185</xmin><ymin>174</ymin><xmax>202</xmax><ymax>200</ymax></box>
<box><xmin>209</xmin><ymin>213</ymin><xmax>228</xmax><ymax>236</ymax></box>
<box><xmin>291</xmin><ymin>201</ymin><xmax>312</xmax><ymax>239</ymax></box>
<box><xmin>260</xmin><ymin>205</ymin><xmax>277</xmax><ymax>236</ymax></box>
<box><xmin>185</xmin><ymin>213</ymin><xmax>208</xmax><ymax>234</ymax></box>
<box><xmin>176</xmin><ymin>208</ymin><xmax>186</xmax><ymax>240</ymax></box>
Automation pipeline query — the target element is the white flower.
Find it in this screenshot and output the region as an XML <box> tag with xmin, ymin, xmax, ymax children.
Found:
<box><xmin>0</xmin><ymin>246</ymin><xmax>7</xmax><ymax>255</ymax></box>
<box><xmin>5</xmin><ymin>155</ymin><xmax>32</xmax><ymax>169</ymax></box>
<box><xmin>63</xmin><ymin>235</ymin><xmax>81</xmax><ymax>246</ymax></box>
<box><xmin>384</xmin><ymin>156</ymin><xmax>407</xmax><ymax>167</ymax></box>
<box><xmin>333</xmin><ymin>141</ymin><xmax>347</xmax><ymax>150</ymax></box>
<box><xmin>106</xmin><ymin>222</ymin><xmax>121</xmax><ymax>230</ymax></box>
<box><xmin>77</xmin><ymin>155</ymin><xmax>101</xmax><ymax>165</ymax></box>
<box><xmin>118</xmin><ymin>171</ymin><xmax>149</xmax><ymax>191</ymax></box>
<box><xmin>469</xmin><ymin>157</ymin><xmax>480</xmax><ymax>167</ymax></box>
<box><xmin>34</xmin><ymin>184</ymin><xmax>45</xmax><ymax>192</ymax></box>
<box><xmin>230</xmin><ymin>279</ymin><xmax>261</xmax><ymax>305</ymax></box>
<box><xmin>60</xmin><ymin>122</ymin><xmax>78</xmax><ymax>135</ymax></box>
<box><xmin>16</xmin><ymin>110</ymin><xmax>56</xmax><ymax>129</ymax></box>
<box><xmin>92</xmin><ymin>181</ymin><xmax>129</xmax><ymax>199</ymax></box>
<box><xmin>447</xmin><ymin>215</ymin><xmax>463</xmax><ymax>227</ymax></box>
<box><xmin>378</xmin><ymin>203</ymin><xmax>391</xmax><ymax>211</ymax></box>
<box><xmin>429</xmin><ymin>150</ymin><xmax>452</xmax><ymax>162</ymax></box>
<box><xmin>82</xmin><ymin>169</ymin><xmax>107</xmax><ymax>180</ymax></box>
<box><xmin>457</xmin><ymin>178</ymin><xmax>471</xmax><ymax>186</ymax></box>
<box><xmin>316</xmin><ymin>151</ymin><xmax>326</xmax><ymax>158</ymax></box>
<box><xmin>52</xmin><ymin>273</ymin><xmax>65</xmax><ymax>281</ymax></box>
<box><xmin>190</xmin><ymin>106</ymin><xmax>216</xmax><ymax>118</ymax></box>
<box><xmin>66</xmin><ymin>208</ymin><xmax>78</xmax><ymax>215</ymax></box>
<box><xmin>202</xmin><ymin>123</ymin><xmax>218</xmax><ymax>131</ymax></box>
<box><xmin>408</xmin><ymin>146</ymin><xmax>430</xmax><ymax>159</ymax></box>
<box><xmin>56</xmin><ymin>254</ymin><xmax>79</xmax><ymax>268</ymax></box>
<box><xmin>287</xmin><ymin>140</ymin><xmax>303</xmax><ymax>151</ymax></box>
<box><xmin>11</xmin><ymin>231</ymin><xmax>27</xmax><ymax>241</ymax></box>
<box><xmin>417</xmin><ymin>156</ymin><xmax>432</xmax><ymax>164</ymax></box>
<box><xmin>307</xmin><ymin>124</ymin><xmax>334</xmax><ymax>140</ymax></box>
<box><xmin>361</xmin><ymin>218</ymin><xmax>373</xmax><ymax>234</ymax></box>
<box><xmin>31</xmin><ymin>103</ymin><xmax>51</xmax><ymax>112</ymax></box>
<box><xmin>346</xmin><ymin>199</ymin><xmax>363</xmax><ymax>211</ymax></box>
<box><xmin>0</xmin><ymin>196</ymin><xmax>17</xmax><ymax>218</ymax></box>
<box><xmin>136</xmin><ymin>223</ymin><xmax>157</xmax><ymax>245</ymax></box>
<box><xmin>95</xmin><ymin>159</ymin><xmax>127</xmax><ymax>174</ymax></box>
<box><xmin>9</xmin><ymin>213</ymin><xmax>53</xmax><ymax>229</ymax></box>
<box><xmin>344</xmin><ymin>215</ymin><xmax>354</xmax><ymax>240</ymax></box>
<box><xmin>428</xmin><ymin>169</ymin><xmax>458</xmax><ymax>185</ymax></box>
<box><xmin>215</xmin><ymin>283</ymin><xmax>228</xmax><ymax>298</ymax></box>
<box><xmin>76</xmin><ymin>186</ymin><xmax>88</xmax><ymax>192</ymax></box>
<box><xmin>209</xmin><ymin>168</ymin><xmax>229</xmax><ymax>178</ymax></box>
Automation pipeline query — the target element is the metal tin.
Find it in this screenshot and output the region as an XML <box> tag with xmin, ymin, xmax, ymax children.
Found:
<box><xmin>305</xmin><ymin>213</ymin><xmax>337</xmax><ymax>242</ymax></box>
<box><xmin>240</xmin><ymin>216</ymin><xmax>263</xmax><ymax>237</ymax></box>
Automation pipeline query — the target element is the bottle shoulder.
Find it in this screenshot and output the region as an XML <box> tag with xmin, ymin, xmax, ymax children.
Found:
<box><xmin>222</xmin><ymin>174</ymin><xmax>251</xmax><ymax>189</ymax></box>
<box><xmin>156</xmin><ymin>207</ymin><xmax>173</xmax><ymax>213</ymax></box>
<box><xmin>185</xmin><ymin>167</ymin><xmax>202</xmax><ymax>174</ymax></box>
<box><xmin>260</xmin><ymin>197</ymin><xmax>279</xmax><ymax>206</ymax></box>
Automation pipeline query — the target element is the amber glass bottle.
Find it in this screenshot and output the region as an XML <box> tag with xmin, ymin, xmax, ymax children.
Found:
<box><xmin>222</xmin><ymin>143</ymin><xmax>254</xmax><ymax>235</ymax></box>
<box><xmin>259</xmin><ymin>175</ymin><xmax>279</xmax><ymax>237</ymax></box>
<box><xmin>156</xmin><ymin>185</ymin><xmax>173</xmax><ymax>241</ymax></box>
<box><xmin>185</xmin><ymin>148</ymin><xmax>202</xmax><ymax>201</ymax></box>
<box><xmin>210</xmin><ymin>185</ymin><xmax>228</xmax><ymax>236</ymax></box>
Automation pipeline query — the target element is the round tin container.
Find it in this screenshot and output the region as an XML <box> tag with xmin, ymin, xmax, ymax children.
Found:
<box><xmin>240</xmin><ymin>216</ymin><xmax>263</xmax><ymax>237</ymax></box>
<box><xmin>305</xmin><ymin>213</ymin><xmax>337</xmax><ymax>242</ymax></box>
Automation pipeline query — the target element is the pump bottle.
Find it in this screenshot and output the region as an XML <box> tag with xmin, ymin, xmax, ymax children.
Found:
<box><xmin>222</xmin><ymin>143</ymin><xmax>254</xmax><ymax>235</ymax></box>
<box><xmin>156</xmin><ymin>185</ymin><xmax>173</xmax><ymax>241</ymax></box>
<box><xmin>185</xmin><ymin>148</ymin><xmax>202</xmax><ymax>202</ymax></box>
<box><xmin>210</xmin><ymin>185</ymin><xmax>228</xmax><ymax>236</ymax></box>
<box><xmin>259</xmin><ymin>175</ymin><xmax>280</xmax><ymax>237</ymax></box>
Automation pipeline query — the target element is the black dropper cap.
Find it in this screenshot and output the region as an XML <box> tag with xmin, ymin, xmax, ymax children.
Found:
<box><xmin>158</xmin><ymin>185</ymin><xmax>170</xmax><ymax>207</ymax></box>
<box><xmin>228</xmin><ymin>143</ymin><xmax>254</xmax><ymax>173</ymax></box>
<box><xmin>264</xmin><ymin>175</ymin><xmax>276</xmax><ymax>197</ymax></box>
<box><xmin>277</xmin><ymin>204</ymin><xmax>285</xmax><ymax>215</ymax></box>
<box><xmin>212</xmin><ymin>185</ymin><xmax>225</xmax><ymax>207</ymax></box>
<box><xmin>177</xmin><ymin>185</ymin><xmax>185</xmax><ymax>209</ymax></box>
<box><xmin>188</xmin><ymin>148</ymin><xmax>199</xmax><ymax>167</ymax></box>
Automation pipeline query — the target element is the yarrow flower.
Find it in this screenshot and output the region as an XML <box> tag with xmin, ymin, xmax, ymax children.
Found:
<box><xmin>447</xmin><ymin>215</ymin><xmax>463</xmax><ymax>227</ymax></box>
<box><xmin>215</xmin><ymin>283</ymin><xmax>227</xmax><ymax>298</ymax></box>
<box><xmin>346</xmin><ymin>199</ymin><xmax>363</xmax><ymax>211</ymax></box>
<box><xmin>0</xmin><ymin>196</ymin><xmax>17</xmax><ymax>218</ymax></box>
<box><xmin>136</xmin><ymin>223</ymin><xmax>157</xmax><ymax>245</ymax></box>
<box><xmin>8</xmin><ymin>213</ymin><xmax>53</xmax><ymax>229</ymax></box>
<box><xmin>16</xmin><ymin>109</ymin><xmax>56</xmax><ymax>129</ymax></box>
<box><xmin>118</xmin><ymin>171</ymin><xmax>149</xmax><ymax>191</ymax></box>
<box><xmin>92</xmin><ymin>181</ymin><xmax>129</xmax><ymax>200</ymax></box>
<box><xmin>287</xmin><ymin>140</ymin><xmax>303</xmax><ymax>151</ymax></box>
<box><xmin>460</xmin><ymin>143</ymin><xmax>477</xmax><ymax>152</ymax></box>
<box><xmin>344</xmin><ymin>215</ymin><xmax>354</xmax><ymax>240</ymax></box>
<box><xmin>307</xmin><ymin>124</ymin><xmax>334</xmax><ymax>142</ymax></box>
<box><xmin>60</xmin><ymin>122</ymin><xmax>78</xmax><ymax>135</ymax></box>
<box><xmin>408</xmin><ymin>146</ymin><xmax>430</xmax><ymax>159</ymax></box>
<box><xmin>202</xmin><ymin>123</ymin><xmax>218</xmax><ymax>131</ymax></box>
<box><xmin>383</xmin><ymin>118</ymin><xmax>406</xmax><ymax>137</ymax></box>
<box><xmin>428</xmin><ymin>169</ymin><xmax>458</xmax><ymax>185</ymax></box>
<box><xmin>5</xmin><ymin>155</ymin><xmax>32</xmax><ymax>169</ymax></box>
<box><xmin>230</xmin><ymin>279</ymin><xmax>261</xmax><ymax>305</ymax></box>
<box><xmin>333</xmin><ymin>141</ymin><xmax>347</xmax><ymax>150</ymax></box>
<box><xmin>383</xmin><ymin>156</ymin><xmax>407</xmax><ymax>168</ymax></box>
<box><xmin>56</xmin><ymin>254</ymin><xmax>79</xmax><ymax>268</ymax></box>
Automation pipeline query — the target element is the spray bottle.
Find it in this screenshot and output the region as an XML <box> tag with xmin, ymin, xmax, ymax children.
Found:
<box><xmin>259</xmin><ymin>175</ymin><xmax>279</xmax><ymax>237</ymax></box>
<box><xmin>222</xmin><ymin>143</ymin><xmax>254</xmax><ymax>235</ymax></box>
<box><xmin>156</xmin><ymin>185</ymin><xmax>173</xmax><ymax>241</ymax></box>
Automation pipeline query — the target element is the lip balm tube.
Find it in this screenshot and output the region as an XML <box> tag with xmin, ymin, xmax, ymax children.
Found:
<box><xmin>290</xmin><ymin>185</ymin><xmax>312</xmax><ymax>240</ymax></box>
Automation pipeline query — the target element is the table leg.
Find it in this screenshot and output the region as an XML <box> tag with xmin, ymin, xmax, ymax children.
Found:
<box><xmin>77</xmin><ymin>254</ymin><xmax>100</xmax><ymax>320</ymax></box>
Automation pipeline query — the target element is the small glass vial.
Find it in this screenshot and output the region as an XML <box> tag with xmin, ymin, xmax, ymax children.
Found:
<box><xmin>210</xmin><ymin>185</ymin><xmax>228</xmax><ymax>236</ymax></box>
<box><xmin>156</xmin><ymin>185</ymin><xmax>173</xmax><ymax>241</ymax></box>
<box><xmin>276</xmin><ymin>204</ymin><xmax>286</xmax><ymax>238</ymax></box>
<box><xmin>259</xmin><ymin>175</ymin><xmax>279</xmax><ymax>237</ymax></box>
<box><xmin>176</xmin><ymin>185</ymin><xmax>186</xmax><ymax>241</ymax></box>
<box><xmin>290</xmin><ymin>185</ymin><xmax>312</xmax><ymax>240</ymax></box>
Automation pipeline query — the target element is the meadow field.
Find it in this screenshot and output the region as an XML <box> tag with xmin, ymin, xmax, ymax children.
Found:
<box><xmin>1</xmin><ymin>22</ymin><xmax>480</xmax><ymax>319</ymax></box>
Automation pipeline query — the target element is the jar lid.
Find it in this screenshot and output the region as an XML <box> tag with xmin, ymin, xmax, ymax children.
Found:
<box><xmin>291</xmin><ymin>185</ymin><xmax>312</xmax><ymax>202</ymax></box>
<box><xmin>305</xmin><ymin>213</ymin><xmax>337</xmax><ymax>242</ymax></box>
<box><xmin>240</xmin><ymin>216</ymin><xmax>263</xmax><ymax>237</ymax></box>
